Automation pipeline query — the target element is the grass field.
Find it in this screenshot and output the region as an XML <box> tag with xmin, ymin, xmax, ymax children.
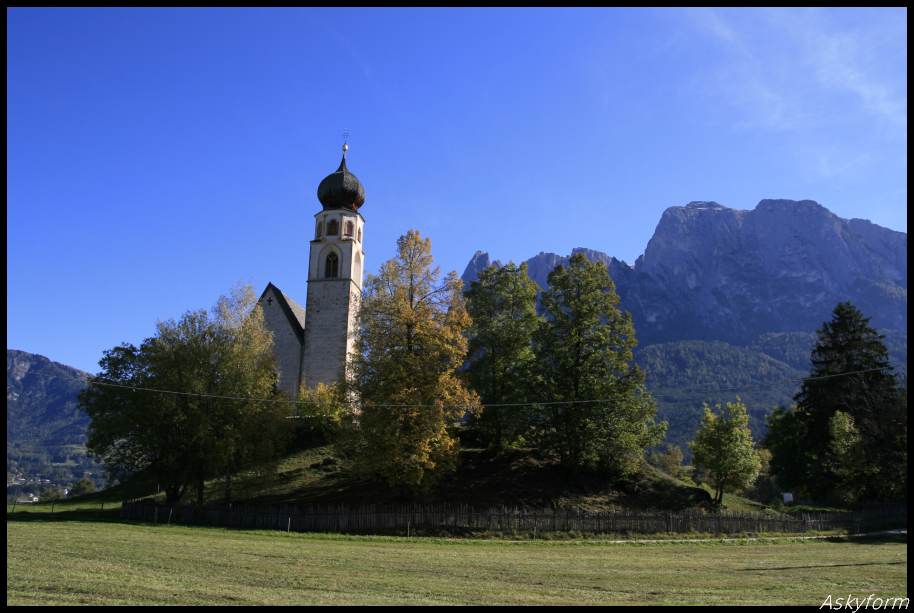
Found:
<box><xmin>7</xmin><ymin>519</ymin><xmax>907</xmax><ymax>605</ymax></box>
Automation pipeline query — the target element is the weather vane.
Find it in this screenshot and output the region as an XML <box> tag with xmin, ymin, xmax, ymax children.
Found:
<box><xmin>342</xmin><ymin>130</ymin><xmax>350</xmax><ymax>157</ymax></box>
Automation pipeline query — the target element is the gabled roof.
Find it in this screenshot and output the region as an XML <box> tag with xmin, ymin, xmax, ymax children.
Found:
<box><xmin>285</xmin><ymin>294</ymin><xmax>307</xmax><ymax>330</ymax></box>
<box><xmin>258</xmin><ymin>282</ymin><xmax>305</xmax><ymax>342</ymax></box>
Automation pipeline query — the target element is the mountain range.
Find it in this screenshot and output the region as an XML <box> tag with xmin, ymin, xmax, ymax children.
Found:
<box><xmin>463</xmin><ymin>199</ymin><xmax>906</xmax><ymax>345</ymax></box>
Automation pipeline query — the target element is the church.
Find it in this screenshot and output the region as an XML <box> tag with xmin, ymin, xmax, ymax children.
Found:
<box><xmin>256</xmin><ymin>144</ymin><xmax>366</xmax><ymax>400</ymax></box>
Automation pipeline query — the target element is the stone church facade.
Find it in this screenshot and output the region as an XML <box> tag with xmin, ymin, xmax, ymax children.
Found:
<box><xmin>256</xmin><ymin>145</ymin><xmax>366</xmax><ymax>400</ymax></box>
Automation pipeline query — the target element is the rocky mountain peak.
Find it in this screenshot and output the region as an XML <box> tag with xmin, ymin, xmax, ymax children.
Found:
<box><xmin>684</xmin><ymin>201</ymin><xmax>728</xmax><ymax>210</ymax></box>
<box><xmin>462</xmin><ymin>199</ymin><xmax>907</xmax><ymax>345</ymax></box>
<box><xmin>755</xmin><ymin>198</ymin><xmax>829</xmax><ymax>213</ymax></box>
<box><xmin>460</xmin><ymin>251</ymin><xmax>503</xmax><ymax>286</ymax></box>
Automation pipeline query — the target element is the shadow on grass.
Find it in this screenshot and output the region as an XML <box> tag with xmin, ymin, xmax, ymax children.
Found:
<box><xmin>737</xmin><ymin>561</ymin><xmax>905</xmax><ymax>572</ymax></box>
<box><xmin>841</xmin><ymin>531</ymin><xmax>907</xmax><ymax>545</ymax></box>
<box><xmin>6</xmin><ymin>508</ymin><xmax>124</xmax><ymax>523</ymax></box>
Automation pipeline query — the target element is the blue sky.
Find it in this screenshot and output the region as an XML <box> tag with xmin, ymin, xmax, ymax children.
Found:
<box><xmin>8</xmin><ymin>8</ymin><xmax>907</xmax><ymax>373</ymax></box>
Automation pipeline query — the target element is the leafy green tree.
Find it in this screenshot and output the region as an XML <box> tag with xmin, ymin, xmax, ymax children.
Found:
<box><xmin>80</xmin><ymin>285</ymin><xmax>290</xmax><ymax>504</ymax></box>
<box><xmin>69</xmin><ymin>476</ymin><xmax>97</xmax><ymax>497</ymax></box>
<box><xmin>690</xmin><ymin>399</ymin><xmax>761</xmax><ymax>506</ymax></box>
<box><xmin>824</xmin><ymin>411</ymin><xmax>866</xmax><ymax>506</ymax></box>
<box><xmin>349</xmin><ymin>230</ymin><xmax>481</xmax><ymax>493</ymax></box>
<box><xmin>647</xmin><ymin>444</ymin><xmax>686</xmax><ymax>480</ymax></box>
<box><xmin>464</xmin><ymin>262</ymin><xmax>541</xmax><ymax>451</ymax></box>
<box><xmin>37</xmin><ymin>485</ymin><xmax>65</xmax><ymax>501</ymax></box>
<box><xmin>295</xmin><ymin>382</ymin><xmax>348</xmax><ymax>444</ymax></box>
<box><xmin>743</xmin><ymin>448</ymin><xmax>780</xmax><ymax>505</ymax></box>
<box><xmin>209</xmin><ymin>286</ymin><xmax>291</xmax><ymax>502</ymax></box>
<box><xmin>768</xmin><ymin>302</ymin><xmax>904</xmax><ymax>503</ymax></box>
<box><xmin>534</xmin><ymin>253</ymin><xmax>665</xmax><ymax>474</ymax></box>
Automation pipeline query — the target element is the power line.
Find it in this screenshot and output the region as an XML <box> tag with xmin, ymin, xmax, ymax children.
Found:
<box><xmin>8</xmin><ymin>366</ymin><xmax>891</xmax><ymax>408</ymax></box>
<box><xmin>86</xmin><ymin>379</ymin><xmax>299</xmax><ymax>405</ymax></box>
<box><xmin>79</xmin><ymin>367</ymin><xmax>891</xmax><ymax>410</ymax></box>
<box><xmin>84</xmin><ymin>379</ymin><xmax>319</xmax><ymax>420</ymax></box>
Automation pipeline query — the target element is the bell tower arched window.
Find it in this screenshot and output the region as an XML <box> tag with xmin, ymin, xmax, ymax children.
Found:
<box><xmin>326</xmin><ymin>219</ymin><xmax>339</xmax><ymax>236</ymax></box>
<box><xmin>315</xmin><ymin>221</ymin><xmax>323</xmax><ymax>239</ymax></box>
<box><xmin>344</xmin><ymin>220</ymin><xmax>354</xmax><ymax>237</ymax></box>
<box><xmin>325</xmin><ymin>252</ymin><xmax>339</xmax><ymax>278</ymax></box>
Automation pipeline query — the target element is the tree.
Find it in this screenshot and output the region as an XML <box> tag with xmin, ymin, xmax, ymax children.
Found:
<box><xmin>690</xmin><ymin>399</ymin><xmax>761</xmax><ymax>506</ymax></box>
<box><xmin>764</xmin><ymin>405</ymin><xmax>808</xmax><ymax>495</ymax></box>
<box><xmin>208</xmin><ymin>286</ymin><xmax>291</xmax><ymax>502</ymax></box>
<box><xmin>886</xmin><ymin>381</ymin><xmax>908</xmax><ymax>500</ymax></box>
<box><xmin>295</xmin><ymin>382</ymin><xmax>348</xmax><ymax>445</ymax></box>
<box><xmin>80</xmin><ymin>285</ymin><xmax>290</xmax><ymax>504</ymax></box>
<box><xmin>647</xmin><ymin>444</ymin><xmax>686</xmax><ymax>480</ymax></box>
<box><xmin>767</xmin><ymin>301</ymin><xmax>904</xmax><ymax>503</ymax></box>
<box><xmin>824</xmin><ymin>411</ymin><xmax>866</xmax><ymax>506</ymax></box>
<box><xmin>743</xmin><ymin>448</ymin><xmax>780</xmax><ymax>505</ymax></box>
<box><xmin>69</xmin><ymin>476</ymin><xmax>96</xmax><ymax>497</ymax></box>
<box><xmin>38</xmin><ymin>485</ymin><xmax>65</xmax><ymax>501</ymax></box>
<box><xmin>464</xmin><ymin>262</ymin><xmax>541</xmax><ymax>451</ymax></box>
<box><xmin>533</xmin><ymin>253</ymin><xmax>665</xmax><ymax>475</ymax></box>
<box><xmin>349</xmin><ymin>230</ymin><xmax>481</xmax><ymax>493</ymax></box>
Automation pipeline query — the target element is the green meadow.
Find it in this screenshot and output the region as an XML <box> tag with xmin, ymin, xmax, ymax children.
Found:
<box><xmin>7</xmin><ymin>519</ymin><xmax>906</xmax><ymax>605</ymax></box>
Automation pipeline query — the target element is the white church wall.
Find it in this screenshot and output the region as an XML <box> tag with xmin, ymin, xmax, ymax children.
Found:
<box><xmin>301</xmin><ymin>280</ymin><xmax>360</xmax><ymax>389</ymax></box>
<box><xmin>258</xmin><ymin>286</ymin><xmax>303</xmax><ymax>399</ymax></box>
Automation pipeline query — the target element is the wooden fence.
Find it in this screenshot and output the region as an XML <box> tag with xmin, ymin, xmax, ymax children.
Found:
<box><xmin>119</xmin><ymin>500</ymin><xmax>906</xmax><ymax>537</ymax></box>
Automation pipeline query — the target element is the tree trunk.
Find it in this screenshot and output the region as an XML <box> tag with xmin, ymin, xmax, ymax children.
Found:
<box><xmin>165</xmin><ymin>482</ymin><xmax>187</xmax><ymax>505</ymax></box>
<box><xmin>491</xmin><ymin>349</ymin><xmax>502</xmax><ymax>452</ymax></box>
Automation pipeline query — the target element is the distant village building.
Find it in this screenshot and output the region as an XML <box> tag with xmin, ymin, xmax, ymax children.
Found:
<box><xmin>257</xmin><ymin>144</ymin><xmax>366</xmax><ymax>400</ymax></box>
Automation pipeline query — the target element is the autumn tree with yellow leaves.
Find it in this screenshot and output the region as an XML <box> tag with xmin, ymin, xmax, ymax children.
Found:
<box><xmin>348</xmin><ymin>229</ymin><xmax>480</xmax><ymax>493</ymax></box>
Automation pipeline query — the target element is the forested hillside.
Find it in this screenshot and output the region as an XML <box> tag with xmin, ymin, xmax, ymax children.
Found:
<box><xmin>636</xmin><ymin>332</ymin><xmax>907</xmax><ymax>456</ymax></box>
<box><xmin>636</xmin><ymin>341</ymin><xmax>803</xmax><ymax>455</ymax></box>
<box><xmin>7</xmin><ymin>349</ymin><xmax>101</xmax><ymax>490</ymax></box>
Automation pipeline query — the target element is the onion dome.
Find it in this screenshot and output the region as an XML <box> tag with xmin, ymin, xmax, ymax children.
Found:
<box><xmin>317</xmin><ymin>144</ymin><xmax>365</xmax><ymax>211</ymax></box>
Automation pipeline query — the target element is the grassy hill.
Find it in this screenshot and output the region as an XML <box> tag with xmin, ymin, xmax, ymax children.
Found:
<box><xmin>187</xmin><ymin>445</ymin><xmax>777</xmax><ymax>515</ymax></box>
<box><xmin>10</xmin><ymin>445</ymin><xmax>778</xmax><ymax>525</ymax></box>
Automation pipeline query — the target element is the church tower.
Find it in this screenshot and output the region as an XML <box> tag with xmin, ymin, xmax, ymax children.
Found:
<box><xmin>300</xmin><ymin>143</ymin><xmax>366</xmax><ymax>389</ymax></box>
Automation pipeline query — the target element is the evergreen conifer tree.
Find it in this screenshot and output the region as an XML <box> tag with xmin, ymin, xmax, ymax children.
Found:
<box><xmin>768</xmin><ymin>301</ymin><xmax>904</xmax><ymax>503</ymax></box>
